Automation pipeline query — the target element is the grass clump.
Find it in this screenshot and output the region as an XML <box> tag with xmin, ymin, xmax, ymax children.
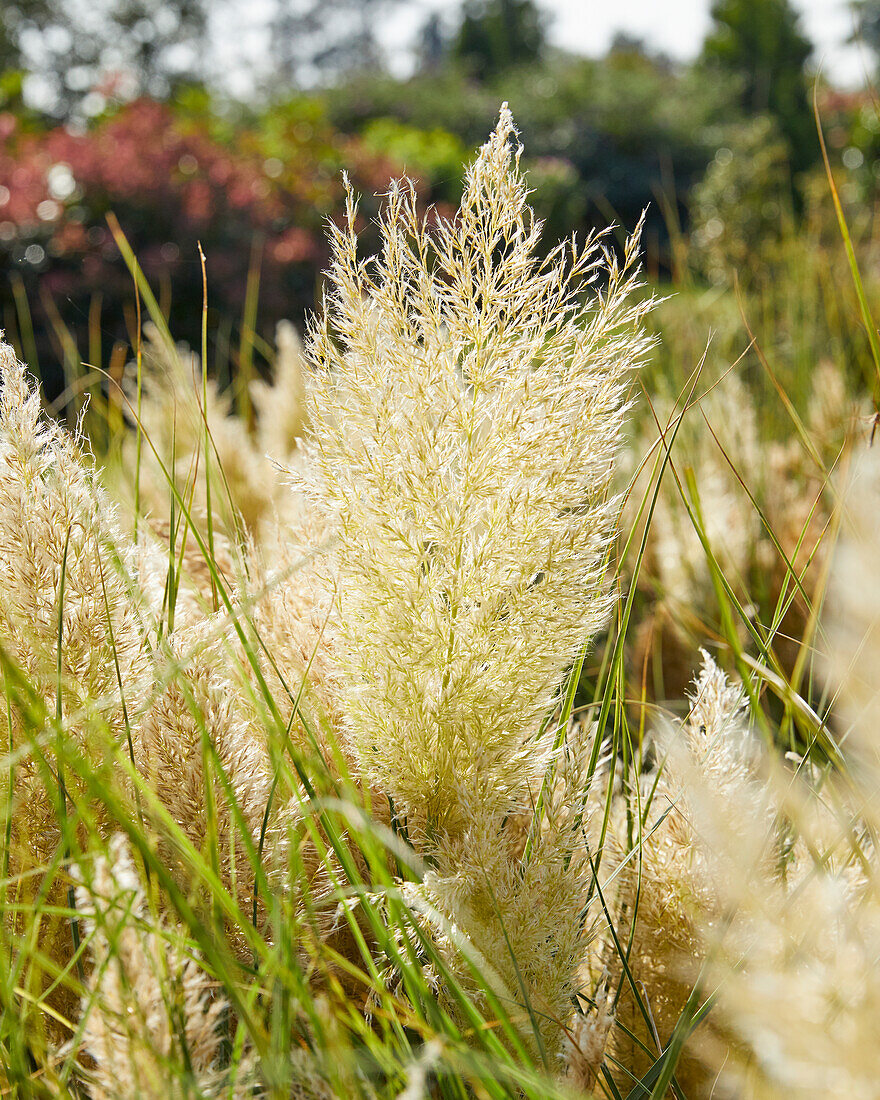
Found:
<box><xmin>0</xmin><ymin>104</ymin><xmax>878</xmax><ymax>1100</ymax></box>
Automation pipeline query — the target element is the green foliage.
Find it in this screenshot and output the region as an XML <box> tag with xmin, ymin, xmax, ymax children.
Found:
<box><xmin>0</xmin><ymin>70</ymin><xmax>26</xmax><ymax>113</ymax></box>
<box><xmin>452</xmin><ymin>0</ymin><xmax>546</xmax><ymax>81</ymax></box>
<box><xmin>0</xmin><ymin>12</ymin><xmax>21</xmax><ymax>71</ymax></box>
<box><xmin>0</xmin><ymin>94</ymin><xmax>399</xmax><ymax>403</ymax></box>
<box><xmin>690</xmin><ymin>115</ymin><xmax>793</xmax><ymax>287</ymax></box>
<box><xmin>702</xmin><ymin>0</ymin><xmax>816</xmax><ymax>172</ymax></box>
<box><xmin>325</xmin><ymin>51</ymin><xmax>730</xmax><ymax>251</ymax></box>
<box><xmin>359</xmin><ymin>117</ymin><xmax>471</xmax><ymax>205</ymax></box>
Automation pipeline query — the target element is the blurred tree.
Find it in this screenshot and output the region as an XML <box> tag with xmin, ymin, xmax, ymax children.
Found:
<box><xmin>0</xmin><ymin>2</ymin><xmax>46</xmax><ymax>119</ymax></box>
<box><xmin>0</xmin><ymin>0</ymin><xmax>61</xmax><ymax>80</ymax></box>
<box><xmin>324</xmin><ymin>51</ymin><xmax>729</xmax><ymax>261</ymax></box>
<box><xmin>5</xmin><ymin>0</ymin><xmax>209</xmax><ymax>118</ymax></box>
<box><xmin>609</xmin><ymin>31</ymin><xmax>673</xmax><ymax>73</ymax></box>
<box><xmin>452</xmin><ymin>0</ymin><xmax>546</xmax><ymax>81</ymax></box>
<box><xmin>270</xmin><ymin>0</ymin><xmax>403</xmax><ymax>88</ymax></box>
<box><xmin>359</xmin><ymin>115</ymin><xmax>469</xmax><ymax>204</ymax></box>
<box><xmin>0</xmin><ymin>4</ymin><xmax>25</xmax><ymax>71</ymax></box>
<box><xmin>416</xmin><ymin>12</ymin><xmax>449</xmax><ymax>73</ymax></box>
<box><xmin>702</xmin><ymin>0</ymin><xmax>816</xmax><ymax>171</ymax></box>
<box><xmin>0</xmin><ymin>96</ymin><xmax>399</xmax><ymax>390</ymax></box>
<box><xmin>849</xmin><ymin>1</ymin><xmax>880</xmax><ymax>68</ymax></box>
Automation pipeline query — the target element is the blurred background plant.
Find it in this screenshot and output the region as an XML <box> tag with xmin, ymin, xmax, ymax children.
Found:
<box><xmin>0</xmin><ymin>95</ymin><xmax>400</xmax><ymax>405</ymax></box>
<box><xmin>3</xmin><ymin>0</ymin><xmax>876</xmax><ymax>405</ymax></box>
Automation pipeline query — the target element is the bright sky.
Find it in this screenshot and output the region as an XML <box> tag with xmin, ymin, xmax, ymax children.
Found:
<box><xmin>383</xmin><ymin>0</ymin><xmax>871</xmax><ymax>86</ymax></box>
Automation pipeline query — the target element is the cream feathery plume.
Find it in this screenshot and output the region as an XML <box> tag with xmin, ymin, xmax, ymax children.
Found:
<box><xmin>563</xmin><ymin>971</ymin><xmax>614</xmax><ymax>1096</ymax></box>
<box><xmin>407</xmin><ymin>715</ymin><xmax>608</xmax><ymax>1057</ymax></box>
<box><xmin>294</xmin><ymin>106</ymin><xmax>653</xmax><ymax>1060</ymax></box>
<box><xmin>239</xmin><ymin>497</ymin><xmax>344</xmax><ymax>768</ymax></box>
<box><xmin>296</xmin><ymin>105</ymin><xmax>653</xmax><ymax>839</ymax></box>
<box><xmin>111</xmin><ymin>324</ymin><xmax>303</xmax><ymax>546</ymax></box>
<box><xmin>74</xmin><ymin>834</ymin><xmax>254</xmax><ymax>1100</ymax></box>
<box><xmin>0</xmin><ymin>338</ymin><xmax>150</xmax><ymax>1024</ymax></box>
<box><xmin>608</xmin><ymin>651</ymin><xmax>762</xmax><ymax>1091</ymax></box>
<box><xmin>243</xmin><ymin>562</ymin><xmax>346</xmax><ymax>787</ymax></box>
<box><xmin>704</xmin><ymin>769</ymin><xmax>879</xmax><ymax>1100</ymax></box>
<box><xmin>135</xmin><ymin>617</ymin><xmax>296</xmax><ymax>955</ymax></box>
<box><xmin>827</xmin><ymin>440</ymin><xmax>880</xmax><ymax>776</ymax></box>
<box><xmin>678</xmin><ymin>438</ymin><xmax>880</xmax><ymax>1098</ymax></box>
<box><xmin>650</xmin><ymin>373</ymin><xmax>761</xmax><ymax>621</ymax></box>
<box><xmin>0</xmin><ymin>340</ymin><xmax>146</xmax><ymax>758</ymax></box>
<box><xmin>689</xmin><ymin>439</ymin><xmax>880</xmax><ymax>1095</ymax></box>
<box><xmin>630</xmin><ymin>362</ymin><xmax>845</xmax><ymax>702</ymax></box>
<box><xmin>253</xmin><ymin>319</ymin><xmax>306</xmax><ymax>458</ymax></box>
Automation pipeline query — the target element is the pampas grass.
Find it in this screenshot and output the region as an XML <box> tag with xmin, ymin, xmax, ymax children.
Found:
<box><xmin>73</xmin><ymin>834</ymin><xmax>252</xmax><ymax>1100</ymax></box>
<box><xmin>0</xmin><ymin>104</ymin><xmax>878</xmax><ymax>1100</ymax></box>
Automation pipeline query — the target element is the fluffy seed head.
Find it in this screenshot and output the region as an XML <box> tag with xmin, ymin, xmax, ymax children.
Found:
<box><xmin>74</xmin><ymin>835</ymin><xmax>251</xmax><ymax>1100</ymax></box>
<box><xmin>296</xmin><ymin>105</ymin><xmax>654</xmax><ymax>840</ymax></box>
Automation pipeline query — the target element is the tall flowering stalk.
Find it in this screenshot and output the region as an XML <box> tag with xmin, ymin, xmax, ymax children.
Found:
<box><xmin>299</xmin><ymin>106</ymin><xmax>652</xmax><ymax>838</ymax></box>
<box><xmin>297</xmin><ymin>107</ymin><xmax>653</xmax><ymax>1054</ymax></box>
